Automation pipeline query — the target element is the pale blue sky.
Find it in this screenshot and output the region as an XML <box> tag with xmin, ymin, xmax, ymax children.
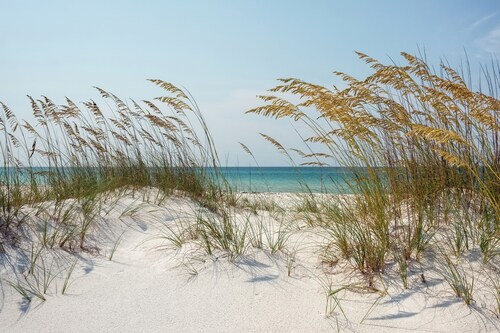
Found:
<box><xmin>1</xmin><ymin>0</ymin><xmax>499</xmax><ymax>165</ymax></box>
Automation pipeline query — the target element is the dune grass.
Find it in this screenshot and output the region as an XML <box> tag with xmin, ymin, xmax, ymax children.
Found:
<box><xmin>248</xmin><ymin>51</ymin><xmax>499</xmax><ymax>302</ymax></box>
<box><xmin>1</xmin><ymin>51</ymin><xmax>499</xmax><ymax>320</ymax></box>
<box><xmin>0</xmin><ymin>80</ymin><xmax>241</xmax><ymax>306</ymax></box>
<box><xmin>0</xmin><ymin>80</ymin><xmax>231</xmax><ymax>252</ymax></box>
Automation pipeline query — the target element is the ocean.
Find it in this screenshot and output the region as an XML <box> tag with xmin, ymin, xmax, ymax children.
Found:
<box><xmin>1</xmin><ymin>166</ymin><xmax>359</xmax><ymax>194</ymax></box>
<box><xmin>218</xmin><ymin>167</ymin><xmax>354</xmax><ymax>193</ymax></box>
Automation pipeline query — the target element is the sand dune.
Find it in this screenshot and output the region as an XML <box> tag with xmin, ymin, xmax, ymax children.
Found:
<box><xmin>1</xmin><ymin>193</ymin><xmax>498</xmax><ymax>332</ymax></box>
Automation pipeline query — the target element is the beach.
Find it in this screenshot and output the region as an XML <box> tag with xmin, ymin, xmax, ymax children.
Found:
<box><xmin>2</xmin><ymin>1</ymin><xmax>499</xmax><ymax>331</ymax></box>
<box><xmin>1</xmin><ymin>191</ymin><xmax>498</xmax><ymax>332</ymax></box>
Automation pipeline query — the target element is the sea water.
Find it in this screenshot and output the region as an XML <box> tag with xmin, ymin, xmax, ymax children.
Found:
<box><xmin>1</xmin><ymin>166</ymin><xmax>359</xmax><ymax>194</ymax></box>
<box><xmin>218</xmin><ymin>167</ymin><xmax>354</xmax><ymax>193</ymax></box>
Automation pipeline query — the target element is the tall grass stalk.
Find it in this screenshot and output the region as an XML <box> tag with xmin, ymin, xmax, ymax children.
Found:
<box><xmin>249</xmin><ymin>51</ymin><xmax>500</xmax><ymax>283</ymax></box>
<box><xmin>1</xmin><ymin>80</ymin><xmax>235</xmax><ymax>299</ymax></box>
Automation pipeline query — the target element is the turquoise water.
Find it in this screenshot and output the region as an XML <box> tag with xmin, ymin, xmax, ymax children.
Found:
<box><xmin>219</xmin><ymin>167</ymin><xmax>353</xmax><ymax>193</ymax></box>
<box><xmin>1</xmin><ymin>166</ymin><xmax>357</xmax><ymax>194</ymax></box>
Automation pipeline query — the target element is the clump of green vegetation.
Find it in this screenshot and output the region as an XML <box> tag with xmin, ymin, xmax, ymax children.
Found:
<box><xmin>0</xmin><ymin>80</ymin><xmax>238</xmax><ymax>303</ymax></box>
<box><xmin>234</xmin><ymin>194</ymin><xmax>282</xmax><ymax>214</ymax></box>
<box><xmin>0</xmin><ymin>80</ymin><xmax>229</xmax><ymax>250</ymax></box>
<box><xmin>438</xmin><ymin>250</ymin><xmax>475</xmax><ymax>305</ymax></box>
<box><xmin>249</xmin><ymin>51</ymin><xmax>499</xmax><ymax>301</ymax></box>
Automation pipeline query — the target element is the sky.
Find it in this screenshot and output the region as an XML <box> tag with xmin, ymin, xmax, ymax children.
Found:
<box><xmin>1</xmin><ymin>0</ymin><xmax>499</xmax><ymax>166</ymax></box>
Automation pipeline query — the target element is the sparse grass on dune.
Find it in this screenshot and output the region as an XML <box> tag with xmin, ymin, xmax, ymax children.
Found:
<box><xmin>0</xmin><ymin>80</ymin><xmax>229</xmax><ymax>251</ymax></box>
<box><xmin>0</xmin><ymin>80</ymin><xmax>237</xmax><ymax>304</ymax></box>
<box><xmin>249</xmin><ymin>51</ymin><xmax>499</xmax><ymax>306</ymax></box>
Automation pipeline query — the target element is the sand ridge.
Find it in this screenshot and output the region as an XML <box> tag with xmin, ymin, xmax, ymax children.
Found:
<box><xmin>0</xmin><ymin>192</ymin><xmax>499</xmax><ymax>332</ymax></box>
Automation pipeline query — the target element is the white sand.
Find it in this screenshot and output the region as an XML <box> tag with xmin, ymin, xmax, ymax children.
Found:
<box><xmin>0</xmin><ymin>192</ymin><xmax>498</xmax><ymax>332</ymax></box>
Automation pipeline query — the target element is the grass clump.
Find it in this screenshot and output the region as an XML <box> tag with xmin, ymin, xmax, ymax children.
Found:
<box><xmin>0</xmin><ymin>79</ymin><xmax>228</xmax><ymax>244</ymax></box>
<box><xmin>0</xmin><ymin>80</ymin><xmax>236</xmax><ymax>302</ymax></box>
<box><xmin>195</xmin><ymin>207</ymin><xmax>248</xmax><ymax>261</ymax></box>
<box><xmin>249</xmin><ymin>51</ymin><xmax>500</xmax><ymax>294</ymax></box>
<box><xmin>439</xmin><ymin>250</ymin><xmax>475</xmax><ymax>305</ymax></box>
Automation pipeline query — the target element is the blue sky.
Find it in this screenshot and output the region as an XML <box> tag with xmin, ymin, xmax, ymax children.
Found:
<box><xmin>1</xmin><ymin>0</ymin><xmax>499</xmax><ymax>165</ymax></box>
